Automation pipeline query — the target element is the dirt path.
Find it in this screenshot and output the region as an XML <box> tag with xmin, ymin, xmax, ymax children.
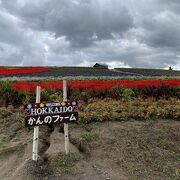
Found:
<box><xmin>0</xmin><ymin>108</ymin><xmax>180</xmax><ymax>180</ymax></box>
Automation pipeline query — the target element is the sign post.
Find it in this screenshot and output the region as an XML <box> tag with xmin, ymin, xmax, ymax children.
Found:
<box><xmin>63</xmin><ymin>80</ymin><xmax>69</xmax><ymax>155</ymax></box>
<box><xmin>32</xmin><ymin>86</ymin><xmax>41</xmax><ymax>161</ymax></box>
<box><xmin>24</xmin><ymin>101</ymin><xmax>78</xmax><ymax>127</ymax></box>
<box><xmin>24</xmin><ymin>82</ymin><xmax>78</xmax><ymax>160</ymax></box>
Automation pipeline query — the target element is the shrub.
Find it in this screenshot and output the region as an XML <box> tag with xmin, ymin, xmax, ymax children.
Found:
<box><xmin>122</xmin><ymin>88</ymin><xmax>136</xmax><ymax>100</ymax></box>
<box><xmin>0</xmin><ymin>80</ymin><xmax>14</xmax><ymax>107</ymax></box>
<box><xmin>50</xmin><ymin>92</ymin><xmax>62</xmax><ymax>102</ymax></box>
<box><xmin>107</xmin><ymin>85</ymin><xmax>125</xmax><ymax>99</ymax></box>
<box><xmin>41</xmin><ymin>89</ymin><xmax>51</xmax><ymax>102</ymax></box>
<box><xmin>139</xmin><ymin>84</ymin><xmax>179</xmax><ymax>99</ymax></box>
<box><xmin>68</xmin><ymin>88</ymin><xmax>81</xmax><ymax>101</ymax></box>
<box><xmin>0</xmin><ymin>80</ymin><xmax>13</xmax><ymax>94</ymax></box>
<box><xmin>22</xmin><ymin>93</ymin><xmax>30</xmax><ymax>105</ymax></box>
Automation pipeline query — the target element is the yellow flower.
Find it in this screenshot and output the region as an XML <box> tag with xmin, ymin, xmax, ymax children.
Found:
<box><xmin>61</xmin><ymin>102</ymin><xmax>66</xmax><ymax>106</ymax></box>
<box><xmin>40</xmin><ymin>103</ymin><xmax>45</xmax><ymax>108</ymax></box>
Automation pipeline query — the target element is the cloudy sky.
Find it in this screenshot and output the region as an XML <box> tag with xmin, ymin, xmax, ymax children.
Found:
<box><xmin>0</xmin><ymin>0</ymin><xmax>180</xmax><ymax>69</ymax></box>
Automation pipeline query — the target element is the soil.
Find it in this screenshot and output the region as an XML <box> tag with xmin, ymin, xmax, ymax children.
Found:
<box><xmin>0</xmin><ymin>107</ymin><xmax>180</xmax><ymax>180</ymax></box>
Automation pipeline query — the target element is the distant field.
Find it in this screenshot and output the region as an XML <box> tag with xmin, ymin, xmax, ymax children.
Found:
<box><xmin>1</xmin><ymin>66</ymin><xmax>180</xmax><ymax>78</ymax></box>
<box><xmin>115</xmin><ymin>68</ymin><xmax>180</xmax><ymax>76</ymax></box>
<box><xmin>0</xmin><ymin>66</ymin><xmax>141</xmax><ymax>78</ymax></box>
<box><xmin>48</xmin><ymin>66</ymin><xmax>96</xmax><ymax>70</ymax></box>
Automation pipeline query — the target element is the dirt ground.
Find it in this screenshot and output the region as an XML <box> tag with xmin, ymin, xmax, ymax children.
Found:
<box><xmin>0</xmin><ymin>107</ymin><xmax>180</xmax><ymax>180</ymax></box>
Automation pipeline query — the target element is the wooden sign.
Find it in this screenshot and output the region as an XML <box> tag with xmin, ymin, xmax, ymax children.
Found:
<box><xmin>24</xmin><ymin>101</ymin><xmax>78</xmax><ymax>127</ymax></box>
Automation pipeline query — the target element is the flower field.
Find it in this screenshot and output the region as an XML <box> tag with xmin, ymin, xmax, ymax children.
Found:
<box><xmin>79</xmin><ymin>98</ymin><xmax>180</xmax><ymax>123</ymax></box>
<box><xmin>11</xmin><ymin>79</ymin><xmax>180</xmax><ymax>92</ymax></box>
<box><xmin>0</xmin><ymin>67</ymin><xmax>139</xmax><ymax>78</ymax></box>
<box><xmin>0</xmin><ymin>67</ymin><xmax>49</xmax><ymax>75</ymax></box>
<box><xmin>1</xmin><ymin>66</ymin><xmax>180</xmax><ymax>79</ymax></box>
<box><xmin>0</xmin><ymin>78</ymin><xmax>180</xmax><ymax>121</ymax></box>
<box><xmin>0</xmin><ymin>78</ymin><xmax>179</xmax><ymax>103</ymax></box>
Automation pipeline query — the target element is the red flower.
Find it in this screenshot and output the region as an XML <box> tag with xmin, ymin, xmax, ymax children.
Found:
<box><xmin>11</xmin><ymin>79</ymin><xmax>180</xmax><ymax>93</ymax></box>
<box><xmin>0</xmin><ymin>67</ymin><xmax>49</xmax><ymax>75</ymax></box>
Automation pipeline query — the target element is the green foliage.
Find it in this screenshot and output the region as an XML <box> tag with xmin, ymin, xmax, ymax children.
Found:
<box><xmin>135</xmin><ymin>136</ymin><xmax>149</xmax><ymax>149</ymax></box>
<box><xmin>0</xmin><ymin>80</ymin><xmax>14</xmax><ymax>107</ymax></box>
<box><xmin>80</xmin><ymin>91</ymin><xmax>91</xmax><ymax>102</ymax></box>
<box><xmin>175</xmin><ymin>87</ymin><xmax>180</xmax><ymax>98</ymax></box>
<box><xmin>122</xmin><ymin>88</ymin><xmax>136</xmax><ymax>100</ymax></box>
<box><xmin>68</xmin><ymin>89</ymin><xmax>81</xmax><ymax>101</ymax></box>
<box><xmin>50</xmin><ymin>92</ymin><xmax>62</xmax><ymax>102</ymax></box>
<box><xmin>22</xmin><ymin>93</ymin><xmax>30</xmax><ymax>105</ymax></box>
<box><xmin>108</xmin><ymin>85</ymin><xmax>125</xmax><ymax>99</ymax></box>
<box><xmin>82</xmin><ymin>131</ymin><xmax>99</xmax><ymax>143</ymax></box>
<box><xmin>0</xmin><ymin>80</ymin><xmax>13</xmax><ymax>94</ymax></box>
<box><xmin>41</xmin><ymin>89</ymin><xmax>51</xmax><ymax>102</ymax></box>
<box><xmin>0</xmin><ymin>78</ymin><xmax>180</xmax><ymax>108</ymax></box>
<box><xmin>41</xmin><ymin>89</ymin><xmax>63</xmax><ymax>102</ymax></box>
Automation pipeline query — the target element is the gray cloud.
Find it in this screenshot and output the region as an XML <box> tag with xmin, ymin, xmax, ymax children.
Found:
<box><xmin>2</xmin><ymin>0</ymin><xmax>134</xmax><ymax>47</ymax></box>
<box><xmin>0</xmin><ymin>8</ymin><xmax>46</xmax><ymax>65</ymax></box>
<box><xmin>0</xmin><ymin>0</ymin><xmax>180</xmax><ymax>69</ymax></box>
<box><xmin>135</xmin><ymin>11</ymin><xmax>180</xmax><ymax>49</ymax></box>
<box><xmin>81</xmin><ymin>39</ymin><xmax>179</xmax><ymax>68</ymax></box>
<box><xmin>158</xmin><ymin>0</ymin><xmax>180</xmax><ymax>15</ymax></box>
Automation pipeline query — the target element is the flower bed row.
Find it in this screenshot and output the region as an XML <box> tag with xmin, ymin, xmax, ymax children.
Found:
<box><xmin>11</xmin><ymin>79</ymin><xmax>180</xmax><ymax>92</ymax></box>
<box><xmin>0</xmin><ymin>79</ymin><xmax>180</xmax><ymax>124</ymax></box>
<box><xmin>0</xmin><ymin>79</ymin><xmax>180</xmax><ymax>107</ymax></box>
<box><xmin>79</xmin><ymin>98</ymin><xmax>180</xmax><ymax>123</ymax></box>
<box><xmin>0</xmin><ymin>67</ymin><xmax>49</xmax><ymax>75</ymax></box>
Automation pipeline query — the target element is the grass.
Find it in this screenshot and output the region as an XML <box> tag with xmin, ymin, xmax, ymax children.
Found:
<box><xmin>135</xmin><ymin>136</ymin><xmax>149</xmax><ymax>149</ymax></box>
<box><xmin>82</xmin><ymin>131</ymin><xmax>99</xmax><ymax>143</ymax></box>
<box><xmin>70</xmin><ymin>130</ymin><xmax>100</xmax><ymax>154</ymax></box>
<box><xmin>115</xmin><ymin>68</ymin><xmax>180</xmax><ymax>76</ymax></box>
<box><xmin>176</xmin><ymin>155</ymin><xmax>180</xmax><ymax>161</ymax></box>
<box><xmin>0</xmin><ymin>142</ymin><xmax>24</xmax><ymax>156</ymax></box>
<box><xmin>51</xmin><ymin>152</ymin><xmax>80</xmax><ymax>172</ymax></box>
<box><xmin>0</xmin><ymin>140</ymin><xmax>7</xmax><ymax>149</ymax></box>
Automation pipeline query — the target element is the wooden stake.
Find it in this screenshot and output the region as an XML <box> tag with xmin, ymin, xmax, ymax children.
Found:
<box><xmin>63</xmin><ymin>80</ymin><xmax>69</xmax><ymax>154</ymax></box>
<box><xmin>32</xmin><ymin>86</ymin><xmax>41</xmax><ymax>161</ymax></box>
